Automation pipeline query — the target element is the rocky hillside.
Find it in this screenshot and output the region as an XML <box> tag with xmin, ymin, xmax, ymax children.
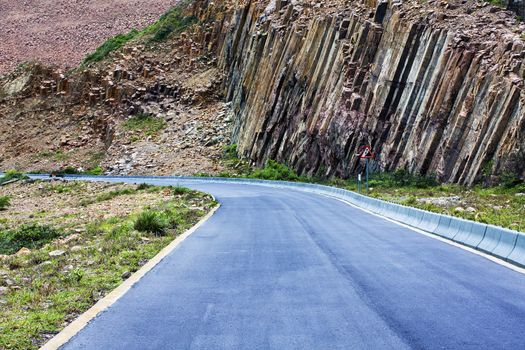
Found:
<box><xmin>1</xmin><ymin>0</ymin><xmax>524</xmax><ymax>184</ymax></box>
<box><xmin>0</xmin><ymin>0</ymin><xmax>178</xmax><ymax>75</ymax></box>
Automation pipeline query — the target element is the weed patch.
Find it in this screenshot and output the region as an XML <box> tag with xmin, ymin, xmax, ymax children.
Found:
<box><xmin>0</xmin><ymin>170</ymin><xmax>28</xmax><ymax>185</ymax></box>
<box><xmin>134</xmin><ymin>211</ymin><xmax>169</xmax><ymax>236</ymax></box>
<box><xmin>143</xmin><ymin>5</ymin><xmax>197</xmax><ymax>42</ymax></box>
<box><xmin>83</xmin><ymin>30</ymin><xmax>139</xmax><ymax>65</ymax></box>
<box><xmin>81</xmin><ymin>1</ymin><xmax>197</xmax><ymax>66</ymax></box>
<box><xmin>0</xmin><ymin>224</ymin><xmax>61</xmax><ymax>255</ymax></box>
<box><xmin>249</xmin><ymin>160</ymin><xmax>307</xmax><ymax>181</ymax></box>
<box><xmin>0</xmin><ymin>196</ymin><xmax>10</xmax><ymax>210</ymax></box>
<box><xmin>123</xmin><ymin>113</ymin><xmax>166</xmax><ymax>137</ymax></box>
<box><xmin>96</xmin><ymin>188</ymin><xmax>136</xmax><ymax>202</ymax></box>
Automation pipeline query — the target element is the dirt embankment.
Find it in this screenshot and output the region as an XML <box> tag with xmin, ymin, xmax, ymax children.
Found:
<box><xmin>0</xmin><ymin>0</ymin><xmax>178</xmax><ymax>75</ymax></box>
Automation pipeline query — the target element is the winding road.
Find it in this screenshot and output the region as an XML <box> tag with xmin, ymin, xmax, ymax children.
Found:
<box><xmin>55</xmin><ymin>178</ymin><xmax>525</xmax><ymax>349</ymax></box>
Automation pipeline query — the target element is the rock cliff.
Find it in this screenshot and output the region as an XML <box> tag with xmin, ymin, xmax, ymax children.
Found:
<box><xmin>210</xmin><ymin>0</ymin><xmax>525</xmax><ymax>184</ymax></box>
<box><xmin>1</xmin><ymin>0</ymin><xmax>524</xmax><ymax>184</ymax></box>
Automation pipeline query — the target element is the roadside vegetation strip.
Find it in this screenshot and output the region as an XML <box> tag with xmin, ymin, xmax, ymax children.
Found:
<box><xmin>0</xmin><ymin>178</ymin><xmax>216</xmax><ymax>350</ymax></box>
<box><xmin>204</xmin><ymin>145</ymin><xmax>525</xmax><ymax>233</ymax></box>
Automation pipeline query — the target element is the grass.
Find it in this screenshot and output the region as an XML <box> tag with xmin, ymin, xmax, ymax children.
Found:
<box><xmin>249</xmin><ymin>160</ymin><xmax>307</xmax><ymax>181</ymax></box>
<box><xmin>326</xmin><ymin>171</ymin><xmax>525</xmax><ymax>232</ymax></box>
<box><xmin>134</xmin><ymin>211</ymin><xmax>169</xmax><ymax>236</ymax></box>
<box><xmin>38</xmin><ymin>150</ymin><xmax>70</xmax><ymax>162</ymax></box>
<box><xmin>40</xmin><ymin>181</ymin><xmax>84</xmax><ymax>194</ymax></box>
<box><xmin>197</xmin><ymin>144</ymin><xmax>305</xmax><ymax>180</ymax></box>
<box><xmin>85</xmin><ymin>166</ymin><xmax>104</xmax><ymax>175</ymax></box>
<box><xmin>0</xmin><ymin>184</ymin><xmax>215</xmax><ymax>349</ymax></box>
<box><xmin>96</xmin><ymin>188</ymin><xmax>136</xmax><ymax>202</ymax></box>
<box><xmin>0</xmin><ymin>196</ymin><xmax>10</xmax><ymax>210</ymax></box>
<box><xmin>0</xmin><ymin>224</ymin><xmax>62</xmax><ymax>255</ymax></box>
<box><xmin>123</xmin><ymin>113</ymin><xmax>166</xmax><ymax>138</ymax></box>
<box><xmin>488</xmin><ymin>0</ymin><xmax>506</xmax><ymax>7</ymax></box>
<box><xmin>81</xmin><ymin>1</ymin><xmax>197</xmax><ymax>66</ymax></box>
<box><xmin>0</xmin><ymin>170</ymin><xmax>28</xmax><ymax>185</ymax></box>
<box><xmin>83</xmin><ymin>30</ymin><xmax>140</xmax><ymax>65</ymax></box>
<box><xmin>211</xmin><ymin>146</ymin><xmax>525</xmax><ymax>231</ymax></box>
<box><xmin>142</xmin><ymin>4</ymin><xmax>197</xmax><ymax>42</ymax></box>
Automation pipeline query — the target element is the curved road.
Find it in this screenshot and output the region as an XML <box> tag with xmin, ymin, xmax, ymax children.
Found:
<box><xmin>60</xmin><ymin>179</ymin><xmax>525</xmax><ymax>349</ymax></box>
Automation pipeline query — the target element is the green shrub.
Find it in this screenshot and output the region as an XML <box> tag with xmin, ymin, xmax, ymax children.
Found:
<box><xmin>134</xmin><ymin>211</ymin><xmax>168</xmax><ymax>236</ymax></box>
<box><xmin>488</xmin><ymin>0</ymin><xmax>506</xmax><ymax>7</ymax></box>
<box><xmin>223</xmin><ymin>144</ymin><xmax>238</xmax><ymax>160</ymax></box>
<box><xmin>66</xmin><ymin>268</ymin><xmax>85</xmax><ymax>284</ymax></box>
<box><xmin>0</xmin><ymin>196</ymin><xmax>10</xmax><ymax>210</ymax></box>
<box><xmin>171</xmin><ymin>186</ymin><xmax>190</xmax><ymax>195</ymax></box>
<box><xmin>500</xmin><ymin>171</ymin><xmax>521</xmax><ymax>188</ymax></box>
<box><xmin>60</xmin><ymin>166</ymin><xmax>80</xmax><ymax>175</ymax></box>
<box><xmin>86</xmin><ymin>166</ymin><xmax>104</xmax><ymax>175</ymax></box>
<box><xmin>368</xmin><ymin>169</ymin><xmax>437</xmax><ymax>189</ymax></box>
<box><xmin>123</xmin><ymin>113</ymin><xmax>166</xmax><ymax>136</ymax></box>
<box><xmin>403</xmin><ymin>196</ymin><xmax>418</xmax><ymax>206</ymax></box>
<box><xmin>0</xmin><ymin>224</ymin><xmax>62</xmax><ymax>255</ymax></box>
<box><xmin>0</xmin><ymin>170</ymin><xmax>27</xmax><ymax>185</ymax></box>
<box><xmin>250</xmin><ymin>160</ymin><xmax>303</xmax><ymax>181</ymax></box>
<box><xmin>137</xmin><ymin>183</ymin><xmax>152</xmax><ymax>190</ymax></box>
<box><xmin>143</xmin><ymin>5</ymin><xmax>197</xmax><ymax>42</ymax></box>
<box><xmin>195</xmin><ymin>172</ymin><xmax>213</xmax><ymax>177</ymax></box>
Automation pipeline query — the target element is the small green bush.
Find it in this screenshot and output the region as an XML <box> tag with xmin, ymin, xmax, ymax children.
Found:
<box><xmin>0</xmin><ymin>170</ymin><xmax>27</xmax><ymax>185</ymax></box>
<box><xmin>488</xmin><ymin>0</ymin><xmax>506</xmax><ymax>7</ymax></box>
<box><xmin>250</xmin><ymin>160</ymin><xmax>303</xmax><ymax>181</ymax></box>
<box><xmin>223</xmin><ymin>144</ymin><xmax>238</xmax><ymax>160</ymax></box>
<box><xmin>96</xmin><ymin>188</ymin><xmax>136</xmax><ymax>202</ymax></box>
<box><xmin>0</xmin><ymin>224</ymin><xmax>62</xmax><ymax>255</ymax></box>
<box><xmin>368</xmin><ymin>169</ymin><xmax>437</xmax><ymax>189</ymax></box>
<box><xmin>62</xmin><ymin>166</ymin><xmax>80</xmax><ymax>174</ymax></box>
<box><xmin>171</xmin><ymin>186</ymin><xmax>190</xmax><ymax>195</ymax></box>
<box><xmin>134</xmin><ymin>211</ymin><xmax>168</xmax><ymax>236</ymax></box>
<box><xmin>137</xmin><ymin>183</ymin><xmax>152</xmax><ymax>190</ymax></box>
<box><xmin>86</xmin><ymin>166</ymin><xmax>104</xmax><ymax>175</ymax></box>
<box><xmin>66</xmin><ymin>268</ymin><xmax>85</xmax><ymax>284</ymax></box>
<box><xmin>123</xmin><ymin>113</ymin><xmax>166</xmax><ymax>136</ymax></box>
<box><xmin>500</xmin><ymin>171</ymin><xmax>521</xmax><ymax>188</ymax></box>
<box><xmin>0</xmin><ymin>196</ymin><xmax>10</xmax><ymax>210</ymax></box>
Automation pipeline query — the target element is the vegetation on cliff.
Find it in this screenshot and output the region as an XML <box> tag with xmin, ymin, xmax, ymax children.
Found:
<box><xmin>214</xmin><ymin>144</ymin><xmax>525</xmax><ymax>232</ymax></box>
<box><xmin>82</xmin><ymin>1</ymin><xmax>197</xmax><ymax>66</ymax></box>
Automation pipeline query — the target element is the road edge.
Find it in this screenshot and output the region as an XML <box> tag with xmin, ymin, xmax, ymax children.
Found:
<box><xmin>326</xmin><ymin>194</ymin><xmax>525</xmax><ymax>275</ymax></box>
<box><xmin>40</xmin><ymin>200</ymin><xmax>221</xmax><ymax>350</ymax></box>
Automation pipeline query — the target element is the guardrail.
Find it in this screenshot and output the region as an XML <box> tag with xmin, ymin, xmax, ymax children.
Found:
<box><xmin>27</xmin><ymin>174</ymin><xmax>525</xmax><ymax>268</ymax></box>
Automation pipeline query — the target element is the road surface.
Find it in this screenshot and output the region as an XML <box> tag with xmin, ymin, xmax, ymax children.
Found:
<box><xmin>61</xmin><ymin>179</ymin><xmax>525</xmax><ymax>349</ymax></box>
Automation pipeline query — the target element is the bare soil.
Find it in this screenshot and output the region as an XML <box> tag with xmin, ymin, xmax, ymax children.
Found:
<box><xmin>0</xmin><ymin>0</ymin><xmax>178</xmax><ymax>75</ymax></box>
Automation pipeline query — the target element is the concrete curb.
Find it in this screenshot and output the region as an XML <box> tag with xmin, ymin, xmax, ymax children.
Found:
<box><xmin>39</xmin><ymin>199</ymin><xmax>221</xmax><ymax>350</ymax></box>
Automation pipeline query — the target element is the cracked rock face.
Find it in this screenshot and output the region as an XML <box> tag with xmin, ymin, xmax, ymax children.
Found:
<box><xmin>0</xmin><ymin>0</ymin><xmax>523</xmax><ymax>184</ymax></box>
<box><xmin>209</xmin><ymin>0</ymin><xmax>525</xmax><ymax>184</ymax></box>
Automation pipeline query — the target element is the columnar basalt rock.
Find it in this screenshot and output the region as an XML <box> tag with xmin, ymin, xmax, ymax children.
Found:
<box><xmin>212</xmin><ymin>0</ymin><xmax>525</xmax><ymax>184</ymax></box>
<box><xmin>0</xmin><ymin>0</ymin><xmax>523</xmax><ymax>184</ymax></box>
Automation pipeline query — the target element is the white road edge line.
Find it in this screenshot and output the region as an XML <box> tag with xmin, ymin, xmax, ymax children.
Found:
<box><xmin>40</xmin><ymin>201</ymin><xmax>221</xmax><ymax>350</ymax></box>
<box><xmin>325</xmin><ymin>194</ymin><xmax>525</xmax><ymax>275</ymax></box>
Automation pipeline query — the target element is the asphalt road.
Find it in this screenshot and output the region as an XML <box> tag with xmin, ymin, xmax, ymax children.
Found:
<box><xmin>61</xmin><ymin>179</ymin><xmax>525</xmax><ymax>349</ymax></box>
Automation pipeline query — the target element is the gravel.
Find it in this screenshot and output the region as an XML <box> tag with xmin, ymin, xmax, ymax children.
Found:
<box><xmin>0</xmin><ymin>0</ymin><xmax>178</xmax><ymax>75</ymax></box>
